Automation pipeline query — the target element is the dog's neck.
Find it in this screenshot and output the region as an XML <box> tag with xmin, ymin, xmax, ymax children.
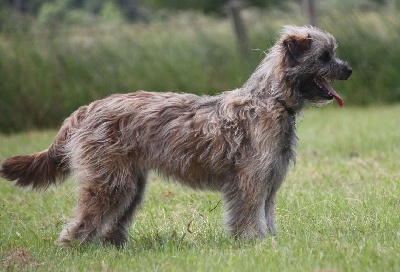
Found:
<box><xmin>242</xmin><ymin>57</ymin><xmax>305</xmax><ymax>115</ymax></box>
<box><xmin>246</xmin><ymin>82</ymin><xmax>302</xmax><ymax>116</ymax></box>
<box><xmin>274</xmin><ymin>97</ymin><xmax>297</xmax><ymax>121</ymax></box>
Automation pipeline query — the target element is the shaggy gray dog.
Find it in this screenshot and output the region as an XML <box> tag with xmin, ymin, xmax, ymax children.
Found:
<box><xmin>1</xmin><ymin>26</ymin><xmax>352</xmax><ymax>246</ymax></box>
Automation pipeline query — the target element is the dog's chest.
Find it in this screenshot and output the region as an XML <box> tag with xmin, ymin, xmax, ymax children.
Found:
<box><xmin>254</xmin><ymin>113</ymin><xmax>298</xmax><ymax>164</ymax></box>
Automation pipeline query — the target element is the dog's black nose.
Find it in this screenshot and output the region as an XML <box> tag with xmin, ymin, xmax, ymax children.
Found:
<box><xmin>346</xmin><ymin>66</ymin><xmax>352</xmax><ymax>76</ymax></box>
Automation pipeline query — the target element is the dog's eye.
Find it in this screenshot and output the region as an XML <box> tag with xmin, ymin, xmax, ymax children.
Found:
<box><xmin>319</xmin><ymin>51</ymin><xmax>331</xmax><ymax>62</ymax></box>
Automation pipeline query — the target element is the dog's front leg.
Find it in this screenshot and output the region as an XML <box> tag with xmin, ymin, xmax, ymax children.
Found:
<box><xmin>263</xmin><ymin>162</ymin><xmax>290</xmax><ymax>236</ymax></box>
<box><xmin>221</xmin><ymin>178</ymin><xmax>268</xmax><ymax>239</ymax></box>
<box><xmin>265</xmin><ymin>188</ymin><xmax>278</xmax><ymax>235</ymax></box>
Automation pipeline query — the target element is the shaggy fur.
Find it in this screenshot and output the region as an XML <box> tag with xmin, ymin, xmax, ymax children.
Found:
<box><xmin>0</xmin><ymin>26</ymin><xmax>352</xmax><ymax>247</ymax></box>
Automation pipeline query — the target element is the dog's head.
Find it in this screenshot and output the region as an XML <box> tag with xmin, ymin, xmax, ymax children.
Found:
<box><xmin>280</xmin><ymin>26</ymin><xmax>352</xmax><ymax>107</ymax></box>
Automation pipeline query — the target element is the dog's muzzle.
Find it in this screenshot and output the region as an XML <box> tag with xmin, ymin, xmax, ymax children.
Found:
<box><xmin>338</xmin><ymin>64</ymin><xmax>352</xmax><ymax>80</ymax></box>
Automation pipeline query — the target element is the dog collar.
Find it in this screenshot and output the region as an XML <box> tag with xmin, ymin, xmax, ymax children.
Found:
<box><xmin>275</xmin><ymin>98</ymin><xmax>296</xmax><ymax>121</ymax></box>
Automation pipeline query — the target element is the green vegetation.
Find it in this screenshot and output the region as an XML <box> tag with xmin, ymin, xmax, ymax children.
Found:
<box><xmin>0</xmin><ymin>8</ymin><xmax>399</xmax><ymax>133</ymax></box>
<box><xmin>1</xmin><ymin>106</ymin><xmax>399</xmax><ymax>271</ymax></box>
<box><xmin>0</xmin><ymin>0</ymin><xmax>290</xmax><ymax>23</ymax></box>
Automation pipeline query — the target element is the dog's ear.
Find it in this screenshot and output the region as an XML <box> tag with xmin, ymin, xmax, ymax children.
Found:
<box><xmin>283</xmin><ymin>34</ymin><xmax>312</xmax><ymax>63</ymax></box>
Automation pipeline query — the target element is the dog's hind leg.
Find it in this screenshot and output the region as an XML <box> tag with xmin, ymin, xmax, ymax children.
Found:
<box><xmin>97</xmin><ymin>171</ymin><xmax>148</xmax><ymax>247</ymax></box>
<box><xmin>58</xmin><ymin>158</ymin><xmax>147</xmax><ymax>247</ymax></box>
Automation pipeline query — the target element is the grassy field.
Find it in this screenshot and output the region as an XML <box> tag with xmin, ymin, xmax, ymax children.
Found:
<box><xmin>0</xmin><ymin>105</ymin><xmax>399</xmax><ymax>271</ymax></box>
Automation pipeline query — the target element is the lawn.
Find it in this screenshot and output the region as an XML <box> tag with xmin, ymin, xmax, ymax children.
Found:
<box><xmin>0</xmin><ymin>105</ymin><xmax>399</xmax><ymax>271</ymax></box>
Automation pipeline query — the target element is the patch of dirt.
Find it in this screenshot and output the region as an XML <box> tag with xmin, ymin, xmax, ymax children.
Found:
<box><xmin>2</xmin><ymin>247</ymin><xmax>38</xmax><ymax>270</ymax></box>
<box><xmin>161</xmin><ymin>191</ymin><xmax>173</xmax><ymax>198</ymax></box>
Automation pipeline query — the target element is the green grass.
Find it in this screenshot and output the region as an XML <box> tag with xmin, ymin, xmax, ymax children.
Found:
<box><xmin>1</xmin><ymin>105</ymin><xmax>399</xmax><ymax>271</ymax></box>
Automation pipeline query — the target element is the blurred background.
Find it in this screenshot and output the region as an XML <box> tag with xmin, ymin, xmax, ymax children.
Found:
<box><xmin>0</xmin><ymin>0</ymin><xmax>399</xmax><ymax>133</ymax></box>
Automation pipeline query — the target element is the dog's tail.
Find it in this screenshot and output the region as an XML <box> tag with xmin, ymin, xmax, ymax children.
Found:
<box><xmin>0</xmin><ymin>137</ymin><xmax>71</xmax><ymax>189</ymax></box>
<box><xmin>0</xmin><ymin>108</ymin><xmax>85</xmax><ymax>189</ymax></box>
<box><xmin>0</xmin><ymin>149</ymin><xmax>68</xmax><ymax>189</ymax></box>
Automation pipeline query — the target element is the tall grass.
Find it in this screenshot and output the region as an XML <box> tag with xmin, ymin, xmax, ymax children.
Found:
<box><xmin>0</xmin><ymin>9</ymin><xmax>399</xmax><ymax>132</ymax></box>
<box><xmin>0</xmin><ymin>16</ymin><xmax>245</xmax><ymax>132</ymax></box>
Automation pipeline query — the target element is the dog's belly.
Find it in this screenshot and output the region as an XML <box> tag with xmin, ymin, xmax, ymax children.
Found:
<box><xmin>141</xmin><ymin>134</ymin><xmax>237</xmax><ymax>191</ymax></box>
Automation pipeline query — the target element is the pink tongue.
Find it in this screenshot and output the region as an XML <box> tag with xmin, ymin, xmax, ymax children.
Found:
<box><xmin>320</xmin><ymin>78</ymin><xmax>343</xmax><ymax>107</ymax></box>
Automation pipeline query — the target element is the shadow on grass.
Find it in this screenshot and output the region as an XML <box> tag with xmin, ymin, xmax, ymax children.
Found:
<box><xmin>123</xmin><ymin>229</ymin><xmax>260</xmax><ymax>253</ymax></box>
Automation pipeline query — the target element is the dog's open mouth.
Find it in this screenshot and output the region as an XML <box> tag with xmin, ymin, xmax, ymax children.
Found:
<box><xmin>313</xmin><ymin>76</ymin><xmax>343</xmax><ymax>107</ymax></box>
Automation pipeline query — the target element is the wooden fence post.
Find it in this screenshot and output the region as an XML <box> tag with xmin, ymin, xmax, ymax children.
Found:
<box><xmin>226</xmin><ymin>0</ymin><xmax>250</xmax><ymax>62</ymax></box>
<box><xmin>304</xmin><ymin>0</ymin><xmax>318</xmax><ymax>27</ymax></box>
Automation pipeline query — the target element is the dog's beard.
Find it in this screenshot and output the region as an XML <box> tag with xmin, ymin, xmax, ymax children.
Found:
<box><xmin>314</xmin><ymin>99</ymin><xmax>333</xmax><ymax>108</ymax></box>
